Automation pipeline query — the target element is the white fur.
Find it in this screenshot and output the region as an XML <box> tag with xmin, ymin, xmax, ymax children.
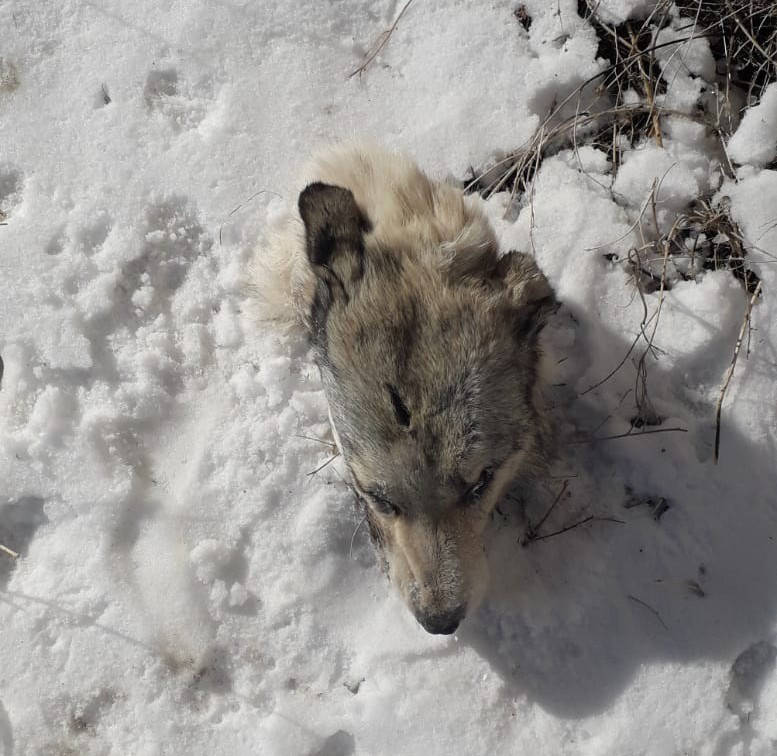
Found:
<box><xmin>249</xmin><ymin>141</ymin><xmax>497</xmax><ymax>327</ymax></box>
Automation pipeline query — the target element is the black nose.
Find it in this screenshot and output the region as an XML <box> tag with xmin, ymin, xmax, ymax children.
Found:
<box><xmin>418</xmin><ymin>607</ymin><xmax>465</xmax><ymax>635</ymax></box>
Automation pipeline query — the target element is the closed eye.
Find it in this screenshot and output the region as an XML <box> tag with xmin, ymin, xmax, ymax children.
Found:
<box><xmin>386</xmin><ymin>384</ymin><xmax>411</xmax><ymax>427</ymax></box>
<box><xmin>352</xmin><ymin>471</ymin><xmax>400</xmax><ymax>517</ymax></box>
<box><xmin>466</xmin><ymin>466</ymin><xmax>494</xmax><ymax>502</ymax></box>
<box><xmin>366</xmin><ymin>489</ymin><xmax>399</xmax><ymax>516</ymax></box>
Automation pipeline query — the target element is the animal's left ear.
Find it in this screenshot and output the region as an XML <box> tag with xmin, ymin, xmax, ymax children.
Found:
<box><xmin>298</xmin><ymin>182</ymin><xmax>370</xmax><ymax>285</ymax></box>
<box><xmin>495</xmin><ymin>251</ymin><xmax>557</xmax><ymax>338</ymax></box>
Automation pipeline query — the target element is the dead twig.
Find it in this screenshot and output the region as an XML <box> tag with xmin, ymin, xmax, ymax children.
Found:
<box><xmin>628</xmin><ymin>594</ymin><xmax>668</xmax><ymax>630</ymax></box>
<box><xmin>294</xmin><ymin>433</ymin><xmax>337</xmax><ymax>449</ymax></box>
<box><xmin>348</xmin><ymin>0</ymin><xmax>416</xmax><ymax>79</ymax></box>
<box><xmin>567</xmin><ymin>427</ymin><xmax>688</xmax><ymax>444</ymax></box>
<box><xmin>632</xmin><ymin>203</ymin><xmax>682</xmax><ymax>427</ymax></box>
<box><xmin>578</xmin><ymin>326</ymin><xmax>651</xmax><ymax>396</ymax></box>
<box><xmin>526</xmin><ymin>479</ymin><xmax>569</xmax><ymax>540</ymax></box>
<box><xmin>306</xmin><ymin>453</ymin><xmax>340</xmax><ymax>477</ymax></box>
<box><xmin>714</xmin><ymin>279</ymin><xmax>763</xmax><ymax>462</ymax></box>
<box><xmin>349</xmin><ymin>516</ymin><xmax>367</xmax><ymax>559</ymax></box>
<box><xmin>0</xmin><ymin>544</ymin><xmax>19</xmax><ymax>558</ymax></box>
<box><xmin>525</xmin><ymin>514</ymin><xmax>625</xmax><ymax>544</ymax></box>
<box><xmin>218</xmin><ymin>189</ymin><xmax>281</xmax><ymax>247</ymax></box>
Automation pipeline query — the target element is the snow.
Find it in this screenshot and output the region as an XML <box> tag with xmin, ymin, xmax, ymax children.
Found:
<box><xmin>654</xmin><ymin>24</ymin><xmax>715</xmax><ymax>113</ymax></box>
<box><xmin>611</xmin><ymin>142</ymin><xmax>706</xmax><ymax>230</ymax></box>
<box><xmin>2</xmin><ymin>0</ymin><xmax>777</xmax><ymax>754</ymax></box>
<box><xmin>727</xmin><ymin>82</ymin><xmax>777</xmax><ymax>167</ymax></box>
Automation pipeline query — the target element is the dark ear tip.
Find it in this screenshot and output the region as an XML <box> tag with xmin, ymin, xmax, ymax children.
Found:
<box><xmin>298</xmin><ymin>182</ymin><xmax>370</xmax><ymax>231</ymax></box>
<box><xmin>298</xmin><ymin>182</ymin><xmax>336</xmax><ymax>221</ymax></box>
<box><xmin>298</xmin><ymin>182</ymin><xmax>370</xmax><ymax>269</ymax></box>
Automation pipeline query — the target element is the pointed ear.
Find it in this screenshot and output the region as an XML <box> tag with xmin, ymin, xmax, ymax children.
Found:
<box><xmin>298</xmin><ymin>182</ymin><xmax>370</xmax><ymax>285</ymax></box>
<box><xmin>495</xmin><ymin>251</ymin><xmax>557</xmax><ymax>337</ymax></box>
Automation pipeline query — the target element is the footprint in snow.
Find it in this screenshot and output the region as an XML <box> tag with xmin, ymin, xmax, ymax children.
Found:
<box><xmin>45</xmin><ymin>215</ymin><xmax>113</xmax><ymax>257</ymax></box>
<box><xmin>120</xmin><ymin>195</ymin><xmax>212</xmax><ymax>322</ymax></box>
<box><xmin>0</xmin><ymin>496</ymin><xmax>48</xmax><ymax>589</ymax></box>
<box><xmin>143</xmin><ymin>66</ymin><xmax>216</xmax><ymax>131</ymax></box>
<box><xmin>0</xmin><ymin>165</ymin><xmax>24</xmax><ymax>222</ymax></box>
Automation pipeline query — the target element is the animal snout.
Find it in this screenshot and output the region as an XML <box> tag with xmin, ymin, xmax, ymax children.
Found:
<box><xmin>417</xmin><ymin>606</ymin><xmax>466</xmax><ymax>635</ymax></box>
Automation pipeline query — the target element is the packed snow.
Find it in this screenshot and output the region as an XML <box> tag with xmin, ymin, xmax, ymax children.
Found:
<box><xmin>2</xmin><ymin>0</ymin><xmax>777</xmax><ymax>754</ymax></box>
<box><xmin>728</xmin><ymin>82</ymin><xmax>777</xmax><ymax>168</ymax></box>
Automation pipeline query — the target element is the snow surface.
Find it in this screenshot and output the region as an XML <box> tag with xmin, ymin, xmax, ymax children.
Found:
<box><xmin>728</xmin><ymin>82</ymin><xmax>777</xmax><ymax>168</ymax></box>
<box><xmin>2</xmin><ymin>1</ymin><xmax>777</xmax><ymax>754</ymax></box>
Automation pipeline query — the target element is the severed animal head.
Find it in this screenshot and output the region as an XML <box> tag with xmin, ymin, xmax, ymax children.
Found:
<box><xmin>298</xmin><ymin>181</ymin><xmax>556</xmax><ymax>635</ymax></box>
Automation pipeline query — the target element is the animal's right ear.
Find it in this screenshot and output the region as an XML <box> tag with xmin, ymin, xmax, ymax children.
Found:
<box><xmin>298</xmin><ymin>182</ymin><xmax>370</xmax><ymax>284</ymax></box>
<box><xmin>495</xmin><ymin>251</ymin><xmax>557</xmax><ymax>339</ymax></box>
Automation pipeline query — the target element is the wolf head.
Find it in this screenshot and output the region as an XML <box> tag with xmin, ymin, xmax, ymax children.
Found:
<box><xmin>298</xmin><ymin>181</ymin><xmax>556</xmax><ymax>635</ymax></box>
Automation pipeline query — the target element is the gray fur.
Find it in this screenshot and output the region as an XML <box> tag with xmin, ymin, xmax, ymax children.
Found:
<box><xmin>254</xmin><ymin>143</ymin><xmax>556</xmax><ymax>634</ymax></box>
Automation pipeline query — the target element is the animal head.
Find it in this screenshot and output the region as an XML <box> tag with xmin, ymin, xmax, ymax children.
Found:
<box><xmin>298</xmin><ymin>181</ymin><xmax>556</xmax><ymax>634</ymax></box>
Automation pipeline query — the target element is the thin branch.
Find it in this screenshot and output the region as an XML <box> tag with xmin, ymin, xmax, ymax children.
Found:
<box><xmin>306</xmin><ymin>453</ymin><xmax>340</xmax><ymax>477</ymax></box>
<box><xmin>348</xmin><ymin>0</ymin><xmax>416</xmax><ymax>79</ymax></box>
<box><xmin>0</xmin><ymin>544</ymin><xmax>19</xmax><ymax>558</ymax></box>
<box><xmin>714</xmin><ymin>279</ymin><xmax>763</xmax><ymax>462</ymax></box>
<box><xmin>579</xmin><ymin>326</ymin><xmax>650</xmax><ymax>396</ymax></box>
<box><xmin>526</xmin><ymin>515</ymin><xmax>624</xmax><ymax>543</ymax></box>
<box><xmin>529</xmin><ymin>479</ymin><xmax>569</xmax><ymax>537</ymax></box>
<box><xmin>294</xmin><ymin>434</ymin><xmax>337</xmax><ymax>449</ymax></box>
<box><xmin>567</xmin><ymin>427</ymin><xmax>689</xmax><ymax>444</ymax></box>
<box><xmin>218</xmin><ymin>189</ymin><xmax>281</xmax><ymax>246</ymax></box>
<box><xmin>628</xmin><ymin>594</ymin><xmax>668</xmax><ymax>630</ymax></box>
<box><xmin>349</xmin><ymin>516</ymin><xmax>367</xmax><ymax>559</ymax></box>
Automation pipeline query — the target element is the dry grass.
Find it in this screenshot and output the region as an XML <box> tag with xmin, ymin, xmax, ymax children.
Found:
<box><xmin>625</xmin><ymin>194</ymin><xmax>762</xmax><ymax>297</ymax></box>
<box><xmin>675</xmin><ymin>0</ymin><xmax>777</xmax><ymax>104</ymax></box>
<box><xmin>469</xmin><ymin>1</ymin><xmax>772</xmax><ymax>452</ymax></box>
<box><xmin>468</xmin><ymin>0</ymin><xmax>777</xmax><ymax>199</ymax></box>
<box><xmin>467</xmin><ymin>0</ymin><xmax>686</xmax><ymax>199</ymax></box>
<box><xmin>597</xmin><ymin>182</ymin><xmax>764</xmax><ymax>436</ymax></box>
